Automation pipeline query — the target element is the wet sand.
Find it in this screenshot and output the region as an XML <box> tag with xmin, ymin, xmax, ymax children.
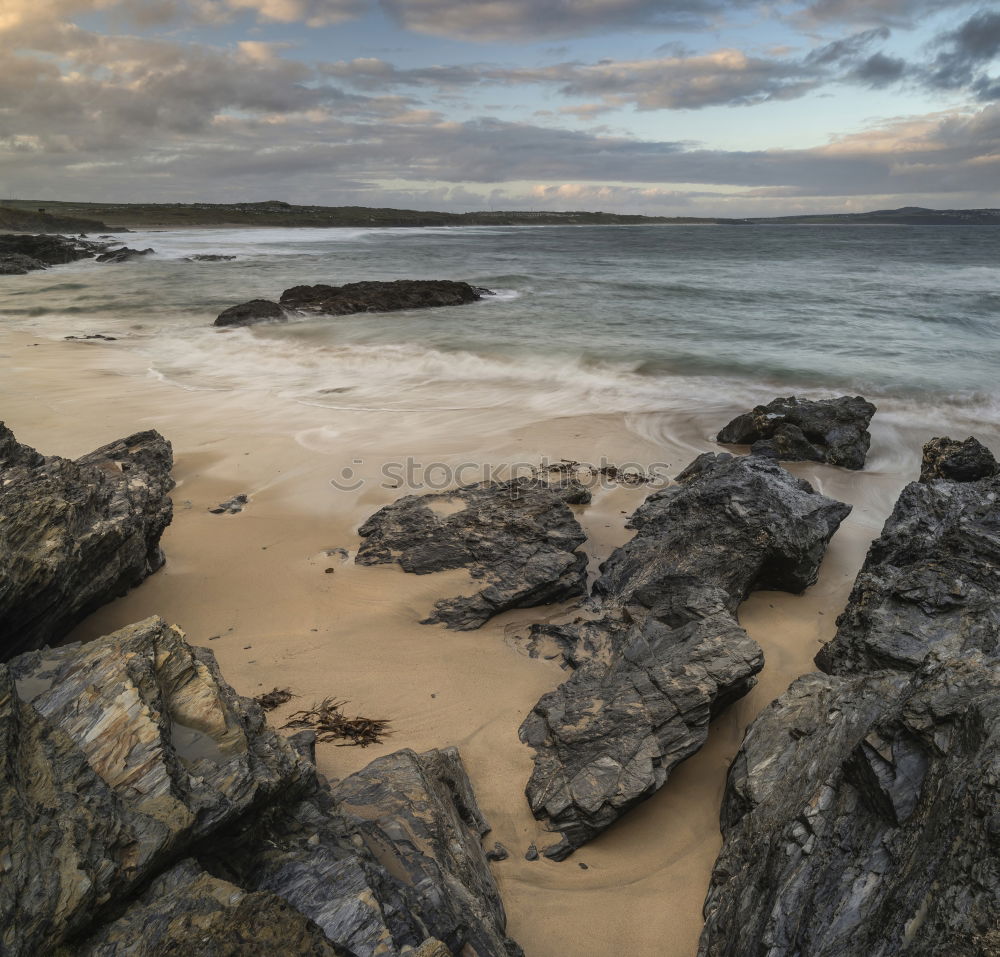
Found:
<box><xmin>1</xmin><ymin>328</ymin><xmax>984</xmax><ymax>957</ymax></box>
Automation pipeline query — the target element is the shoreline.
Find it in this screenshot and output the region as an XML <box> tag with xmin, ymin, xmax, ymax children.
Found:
<box><xmin>0</xmin><ymin>326</ymin><xmax>986</xmax><ymax>956</ymax></box>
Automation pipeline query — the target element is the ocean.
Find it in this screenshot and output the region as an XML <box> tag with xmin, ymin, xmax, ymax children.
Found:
<box><xmin>3</xmin><ymin>224</ymin><xmax>998</xmax><ymax>442</ymax></box>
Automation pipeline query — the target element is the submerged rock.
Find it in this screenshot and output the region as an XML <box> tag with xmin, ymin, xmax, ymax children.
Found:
<box><xmin>919</xmin><ymin>434</ymin><xmax>998</xmax><ymax>483</ymax></box>
<box><xmin>280</xmin><ymin>280</ymin><xmax>491</xmax><ymax>316</ymax></box>
<box><xmin>94</xmin><ymin>246</ymin><xmax>155</xmax><ymax>264</ymax></box>
<box><xmin>214</xmin><ymin>299</ymin><xmax>286</xmax><ymax>327</ymax></box>
<box><xmin>717</xmin><ymin>395</ymin><xmax>877</xmax><ymax>470</ymax></box>
<box><xmin>184</xmin><ymin>254</ymin><xmax>237</xmax><ymax>262</ymax></box>
<box><xmin>518</xmin><ymin>453</ymin><xmax>851</xmax><ymax>858</ymax></box>
<box><xmin>356</xmin><ymin>477</ymin><xmax>590</xmax><ymax>630</ymax></box>
<box><xmin>699</xmin><ymin>656</ymin><xmax>1000</xmax><ymax>957</ymax></box>
<box><xmin>0</xmin><ymin>424</ymin><xmax>174</xmax><ymax>660</ymax></box>
<box><xmin>815</xmin><ymin>461</ymin><xmax>1000</xmax><ymax>675</ymax></box>
<box><xmin>3</xmin><ymin>617</ymin><xmax>519</xmax><ymax>957</ymax></box>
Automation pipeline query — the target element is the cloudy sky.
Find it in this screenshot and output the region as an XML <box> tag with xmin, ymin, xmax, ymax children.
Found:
<box><xmin>1</xmin><ymin>0</ymin><xmax>998</xmax><ymax>214</ymax></box>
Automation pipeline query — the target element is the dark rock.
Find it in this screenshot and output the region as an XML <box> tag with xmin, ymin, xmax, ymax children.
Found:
<box><xmin>356</xmin><ymin>477</ymin><xmax>591</xmax><ymax>630</ymax></box>
<box><xmin>214</xmin><ymin>299</ymin><xmax>286</xmax><ymax>327</ymax></box>
<box><xmin>699</xmin><ymin>655</ymin><xmax>1000</xmax><ymax>957</ymax></box>
<box><xmin>919</xmin><ymin>435</ymin><xmax>998</xmax><ymax>482</ymax></box>
<box><xmin>64</xmin><ymin>333</ymin><xmax>117</xmax><ymax>341</ymax></box>
<box><xmin>184</xmin><ymin>254</ymin><xmax>237</xmax><ymax>262</ymax></box>
<box><xmin>815</xmin><ymin>469</ymin><xmax>1000</xmax><ymax>675</ymax></box>
<box><xmin>0</xmin><ymin>253</ymin><xmax>50</xmax><ymax>274</ymax></box>
<box><xmin>524</xmin><ymin>845</ymin><xmax>539</xmax><ymax>862</ymax></box>
<box><xmin>1</xmin><ymin>617</ymin><xmax>311</xmax><ymax>956</ymax></box>
<box><xmin>0</xmin><ymin>233</ymin><xmax>101</xmax><ymax>268</ymax></box>
<box><xmin>486</xmin><ymin>842</ymin><xmax>509</xmax><ymax>862</ymax></box>
<box><xmin>717</xmin><ymin>395</ymin><xmax>877</xmax><ymax>470</ymax></box>
<box><xmin>210</xmin><ymin>493</ymin><xmax>249</xmax><ymax>514</ymax></box>
<box><xmin>69</xmin><ymin>859</ymin><xmax>354</xmax><ymax>956</ymax></box>
<box><xmin>279</xmin><ymin>279</ymin><xmax>490</xmax><ymax>316</ymax></box>
<box><xmin>519</xmin><ymin>453</ymin><xmax>851</xmax><ymax>858</ymax></box>
<box><xmin>94</xmin><ymin>246</ymin><xmax>154</xmax><ymax>264</ymax></box>
<box><xmin>0</xmin><ymin>424</ymin><xmax>174</xmax><ymax>660</ymax></box>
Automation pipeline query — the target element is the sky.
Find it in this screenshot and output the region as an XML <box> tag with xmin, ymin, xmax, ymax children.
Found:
<box><xmin>1</xmin><ymin>0</ymin><xmax>998</xmax><ymax>215</ymax></box>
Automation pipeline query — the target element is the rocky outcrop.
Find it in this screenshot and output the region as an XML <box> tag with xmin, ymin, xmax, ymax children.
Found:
<box><xmin>0</xmin><ymin>233</ymin><xmax>103</xmax><ymax>274</ymax></box>
<box><xmin>94</xmin><ymin>246</ymin><xmax>154</xmax><ymax>264</ymax></box>
<box><xmin>184</xmin><ymin>254</ymin><xmax>237</xmax><ymax>262</ymax></box>
<box><xmin>700</xmin><ymin>442</ymin><xmax>1000</xmax><ymax>956</ymax></box>
<box><xmin>214</xmin><ymin>280</ymin><xmax>492</xmax><ymax>327</ymax></box>
<box><xmin>919</xmin><ymin>435</ymin><xmax>998</xmax><ymax>482</ymax></box>
<box><xmin>0</xmin><ymin>253</ymin><xmax>50</xmax><ymax>275</ymax></box>
<box><xmin>356</xmin><ymin>477</ymin><xmax>590</xmax><ymax>630</ymax></box>
<box><xmin>717</xmin><ymin>395</ymin><xmax>877</xmax><ymax>470</ymax></box>
<box><xmin>518</xmin><ymin>453</ymin><xmax>851</xmax><ymax>858</ymax></box>
<box><xmin>215</xmin><ymin>298</ymin><xmax>286</xmax><ymax>327</ymax></box>
<box><xmin>815</xmin><ymin>458</ymin><xmax>1000</xmax><ymax>675</ymax></box>
<box><xmin>699</xmin><ymin>656</ymin><xmax>1000</xmax><ymax>957</ymax></box>
<box><xmin>3</xmin><ymin>617</ymin><xmax>519</xmax><ymax>957</ymax></box>
<box><xmin>0</xmin><ymin>424</ymin><xmax>174</xmax><ymax>660</ymax></box>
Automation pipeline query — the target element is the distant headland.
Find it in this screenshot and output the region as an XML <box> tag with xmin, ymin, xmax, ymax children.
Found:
<box><xmin>1</xmin><ymin>199</ymin><xmax>998</xmax><ymax>232</ymax></box>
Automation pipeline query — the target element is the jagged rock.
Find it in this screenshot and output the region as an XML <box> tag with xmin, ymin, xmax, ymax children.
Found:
<box><xmin>1</xmin><ymin>617</ymin><xmax>311</xmax><ymax>957</ymax></box>
<box><xmin>919</xmin><ymin>435</ymin><xmax>998</xmax><ymax>482</ymax></box>
<box><xmin>94</xmin><ymin>246</ymin><xmax>154</xmax><ymax>264</ymax></box>
<box><xmin>519</xmin><ymin>453</ymin><xmax>851</xmax><ymax>858</ymax></box>
<box><xmin>0</xmin><ymin>424</ymin><xmax>174</xmax><ymax>660</ymax></box>
<box><xmin>0</xmin><ymin>233</ymin><xmax>101</xmax><ymax>268</ymax></box>
<box><xmin>699</xmin><ymin>655</ymin><xmax>1000</xmax><ymax>957</ymax></box>
<box><xmin>184</xmin><ymin>254</ymin><xmax>237</xmax><ymax>262</ymax></box>
<box><xmin>280</xmin><ymin>280</ymin><xmax>491</xmax><ymax>316</ymax></box>
<box><xmin>0</xmin><ymin>253</ymin><xmax>50</xmax><ymax>274</ymax></box>
<box><xmin>214</xmin><ymin>299</ymin><xmax>286</xmax><ymax>327</ymax></box>
<box><xmin>205</xmin><ymin>747</ymin><xmax>522</xmax><ymax>957</ymax></box>
<box><xmin>815</xmin><ymin>469</ymin><xmax>1000</xmax><ymax>675</ymax></box>
<box><xmin>717</xmin><ymin>395</ymin><xmax>877</xmax><ymax>470</ymax></box>
<box><xmin>356</xmin><ymin>478</ymin><xmax>591</xmax><ymax>630</ymax></box>
<box><xmin>66</xmin><ymin>859</ymin><xmax>353</xmax><ymax>956</ymax></box>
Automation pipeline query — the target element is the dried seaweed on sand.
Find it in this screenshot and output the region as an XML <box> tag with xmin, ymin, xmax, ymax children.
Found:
<box><xmin>282</xmin><ymin>698</ymin><xmax>390</xmax><ymax>747</ymax></box>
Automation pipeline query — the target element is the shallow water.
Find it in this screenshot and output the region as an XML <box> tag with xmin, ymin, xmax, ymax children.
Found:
<box><xmin>3</xmin><ymin>223</ymin><xmax>998</xmax><ymax>438</ymax></box>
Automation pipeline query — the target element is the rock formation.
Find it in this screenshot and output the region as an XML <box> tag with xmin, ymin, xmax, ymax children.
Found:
<box><xmin>356</xmin><ymin>477</ymin><xmax>591</xmax><ymax>630</ymax></box>
<box><xmin>215</xmin><ymin>280</ymin><xmax>492</xmax><ymax>327</ymax></box>
<box><xmin>0</xmin><ymin>233</ymin><xmax>103</xmax><ymax>274</ymax></box>
<box><xmin>3</xmin><ymin>617</ymin><xmax>521</xmax><ymax>957</ymax></box>
<box><xmin>700</xmin><ymin>438</ymin><xmax>1000</xmax><ymax>956</ymax></box>
<box><xmin>0</xmin><ymin>424</ymin><xmax>174</xmax><ymax>661</ymax></box>
<box><xmin>94</xmin><ymin>246</ymin><xmax>155</xmax><ymax>263</ymax></box>
<box><xmin>717</xmin><ymin>395</ymin><xmax>877</xmax><ymax>470</ymax></box>
<box><xmin>518</xmin><ymin>453</ymin><xmax>851</xmax><ymax>858</ymax></box>
<box><xmin>919</xmin><ymin>434</ymin><xmax>998</xmax><ymax>482</ymax></box>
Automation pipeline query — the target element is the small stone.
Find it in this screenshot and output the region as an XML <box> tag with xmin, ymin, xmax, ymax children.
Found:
<box><xmin>525</xmin><ymin>844</ymin><xmax>539</xmax><ymax>862</ymax></box>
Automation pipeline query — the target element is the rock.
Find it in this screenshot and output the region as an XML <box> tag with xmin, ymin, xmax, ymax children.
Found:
<box><xmin>1</xmin><ymin>617</ymin><xmax>311</xmax><ymax>956</ymax></box>
<box><xmin>356</xmin><ymin>477</ymin><xmax>591</xmax><ymax>630</ymax></box>
<box><xmin>214</xmin><ymin>299</ymin><xmax>286</xmax><ymax>327</ymax></box>
<box><xmin>524</xmin><ymin>845</ymin><xmax>539</xmax><ymax>862</ymax></box>
<box><xmin>815</xmin><ymin>467</ymin><xmax>1000</xmax><ymax>675</ymax></box>
<box><xmin>207</xmin><ymin>747</ymin><xmax>523</xmax><ymax>957</ymax></box>
<box><xmin>0</xmin><ymin>233</ymin><xmax>101</xmax><ymax>268</ymax></box>
<box><xmin>94</xmin><ymin>246</ymin><xmax>154</xmax><ymax>264</ymax></box>
<box><xmin>279</xmin><ymin>280</ymin><xmax>491</xmax><ymax>316</ymax></box>
<box><xmin>184</xmin><ymin>254</ymin><xmax>237</xmax><ymax>262</ymax></box>
<box><xmin>64</xmin><ymin>333</ymin><xmax>117</xmax><ymax>341</ymax></box>
<box><xmin>699</xmin><ymin>655</ymin><xmax>1000</xmax><ymax>957</ymax></box>
<box><xmin>0</xmin><ymin>424</ymin><xmax>174</xmax><ymax>660</ymax></box>
<box><xmin>0</xmin><ymin>253</ymin><xmax>49</xmax><ymax>274</ymax></box>
<box><xmin>67</xmin><ymin>859</ymin><xmax>352</xmax><ymax>956</ymax></box>
<box><xmin>519</xmin><ymin>453</ymin><xmax>851</xmax><ymax>858</ymax></box>
<box><xmin>919</xmin><ymin>435</ymin><xmax>998</xmax><ymax>482</ymax></box>
<box><xmin>486</xmin><ymin>842</ymin><xmax>509</xmax><ymax>862</ymax></box>
<box><xmin>717</xmin><ymin>395</ymin><xmax>877</xmax><ymax>470</ymax></box>
<box><xmin>209</xmin><ymin>493</ymin><xmax>249</xmax><ymax>514</ymax></box>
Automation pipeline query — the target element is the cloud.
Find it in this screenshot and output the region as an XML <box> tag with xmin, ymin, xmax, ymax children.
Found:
<box><xmin>923</xmin><ymin>9</ymin><xmax>1000</xmax><ymax>101</ymax></box>
<box><xmin>796</xmin><ymin>0</ymin><xmax>971</xmax><ymax>28</ymax></box>
<box><xmin>224</xmin><ymin>0</ymin><xmax>363</xmax><ymax>26</ymax></box>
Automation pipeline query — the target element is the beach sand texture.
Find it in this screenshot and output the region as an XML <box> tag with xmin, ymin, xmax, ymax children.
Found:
<box><xmin>2</xmin><ymin>328</ymin><xmax>984</xmax><ymax>957</ymax></box>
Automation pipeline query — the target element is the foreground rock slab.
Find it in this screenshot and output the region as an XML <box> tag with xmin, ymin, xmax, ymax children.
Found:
<box><xmin>717</xmin><ymin>395</ymin><xmax>877</xmax><ymax>469</ymax></box>
<box><xmin>699</xmin><ymin>656</ymin><xmax>1000</xmax><ymax>957</ymax></box>
<box><xmin>215</xmin><ymin>280</ymin><xmax>492</xmax><ymax>327</ymax></box>
<box><xmin>0</xmin><ymin>424</ymin><xmax>174</xmax><ymax>660</ymax></box>
<box><xmin>3</xmin><ymin>617</ymin><xmax>520</xmax><ymax>956</ymax></box>
<box><xmin>519</xmin><ymin>453</ymin><xmax>851</xmax><ymax>858</ymax></box>
<box><xmin>357</xmin><ymin>477</ymin><xmax>590</xmax><ymax>630</ymax></box>
<box><xmin>816</xmin><ymin>440</ymin><xmax>1000</xmax><ymax>675</ymax></box>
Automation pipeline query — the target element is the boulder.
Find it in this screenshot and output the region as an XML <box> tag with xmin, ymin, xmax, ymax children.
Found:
<box><xmin>0</xmin><ymin>254</ymin><xmax>49</xmax><ymax>275</ymax></box>
<box><xmin>280</xmin><ymin>280</ymin><xmax>491</xmax><ymax>316</ymax></box>
<box><xmin>919</xmin><ymin>435</ymin><xmax>998</xmax><ymax>483</ymax></box>
<box><xmin>0</xmin><ymin>424</ymin><xmax>174</xmax><ymax>660</ymax></box>
<box><xmin>699</xmin><ymin>656</ymin><xmax>1000</xmax><ymax>957</ymax></box>
<box><xmin>815</xmin><ymin>466</ymin><xmax>1000</xmax><ymax>675</ymax></box>
<box><xmin>717</xmin><ymin>395</ymin><xmax>877</xmax><ymax>470</ymax></box>
<box><xmin>214</xmin><ymin>299</ymin><xmax>286</xmax><ymax>327</ymax></box>
<box><xmin>356</xmin><ymin>477</ymin><xmax>591</xmax><ymax>630</ymax></box>
<box><xmin>518</xmin><ymin>453</ymin><xmax>851</xmax><ymax>858</ymax></box>
<box><xmin>94</xmin><ymin>246</ymin><xmax>154</xmax><ymax>264</ymax></box>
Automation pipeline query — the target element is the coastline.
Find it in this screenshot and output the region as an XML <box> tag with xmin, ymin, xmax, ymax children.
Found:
<box><xmin>1</xmin><ymin>324</ymin><xmax>968</xmax><ymax>955</ymax></box>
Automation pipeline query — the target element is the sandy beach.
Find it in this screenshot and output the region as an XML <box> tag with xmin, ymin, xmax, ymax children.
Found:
<box><xmin>4</xmin><ymin>320</ymin><xmax>986</xmax><ymax>956</ymax></box>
